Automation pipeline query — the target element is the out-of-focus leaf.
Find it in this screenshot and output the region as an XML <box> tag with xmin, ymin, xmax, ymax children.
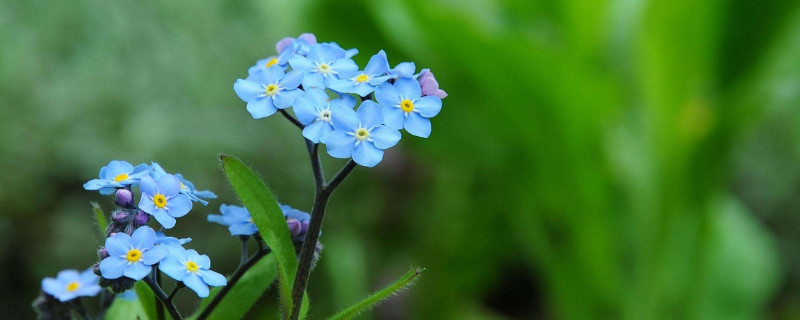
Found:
<box><xmin>105</xmin><ymin>291</ymin><xmax>149</xmax><ymax>320</ymax></box>
<box><xmin>91</xmin><ymin>202</ymin><xmax>106</xmax><ymax>240</ymax></box>
<box><xmin>327</xmin><ymin>268</ymin><xmax>423</xmax><ymax>320</ymax></box>
<box><xmin>135</xmin><ymin>280</ymin><xmax>157</xmax><ymax>320</ymax></box>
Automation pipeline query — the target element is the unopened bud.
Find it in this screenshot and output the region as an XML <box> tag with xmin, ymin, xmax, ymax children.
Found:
<box><xmin>133</xmin><ymin>211</ymin><xmax>149</xmax><ymax>225</ymax></box>
<box><xmin>418</xmin><ymin>69</ymin><xmax>448</xmax><ymax>99</ymax></box>
<box><xmin>112</xmin><ymin>210</ymin><xmax>128</xmax><ymax>223</ymax></box>
<box><xmin>300</xmin><ymin>221</ymin><xmax>309</xmax><ymax>236</ymax></box>
<box><xmin>287</xmin><ymin>218</ymin><xmax>302</xmax><ymax>238</ymax></box>
<box><xmin>114</xmin><ymin>189</ymin><xmax>134</xmax><ymax>207</ymax></box>
<box><xmin>98</xmin><ymin>248</ymin><xmax>109</xmax><ymax>259</ymax></box>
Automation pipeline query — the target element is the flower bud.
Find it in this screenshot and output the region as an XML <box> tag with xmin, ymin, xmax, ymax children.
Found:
<box><xmin>98</xmin><ymin>248</ymin><xmax>109</xmax><ymax>259</ymax></box>
<box><xmin>133</xmin><ymin>211</ymin><xmax>149</xmax><ymax>225</ymax></box>
<box><xmin>300</xmin><ymin>221</ymin><xmax>309</xmax><ymax>236</ymax></box>
<box><xmin>418</xmin><ymin>69</ymin><xmax>448</xmax><ymax>99</ymax></box>
<box><xmin>114</xmin><ymin>189</ymin><xmax>134</xmax><ymax>208</ymax></box>
<box><xmin>286</xmin><ymin>218</ymin><xmax>302</xmax><ymax>238</ymax></box>
<box><xmin>112</xmin><ymin>210</ymin><xmax>128</xmax><ymax>223</ymax></box>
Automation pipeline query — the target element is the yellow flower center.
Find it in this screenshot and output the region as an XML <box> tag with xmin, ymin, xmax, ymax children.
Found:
<box><xmin>153</xmin><ymin>194</ymin><xmax>167</xmax><ymax>209</ymax></box>
<box><xmin>355</xmin><ymin>74</ymin><xmax>369</xmax><ymax>83</ymax></box>
<box><xmin>265</xmin><ymin>84</ymin><xmax>279</xmax><ymax>96</ymax></box>
<box><xmin>355</xmin><ymin>128</ymin><xmax>369</xmax><ymax>141</ymax></box>
<box><xmin>400</xmin><ymin>99</ymin><xmax>414</xmax><ymax>112</ymax></box>
<box><xmin>126</xmin><ymin>249</ymin><xmax>142</xmax><ymax>263</ymax></box>
<box><xmin>114</xmin><ymin>173</ymin><xmax>129</xmax><ymax>182</ymax></box>
<box><xmin>66</xmin><ymin>282</ymin><xmax>80</xmax><ymax>292</ymax></box>
<box><xmin>266</xmin><ymin>58</ymin><xmax>278</xmax><ymax>68</ymax></box>
<box><xmin>317</xmin><ymin>63</ymin><xmax>331</xmax><ymax>74</ymax></box>
<box><xmin>185</xmin><ymin>261</ymin><xmax>199</xmax><ymax>273</ymax></box>
<box><xmin>180</xmin><ymin>182</ymin><xmax>186</xmax><ymax>190</ymax></box>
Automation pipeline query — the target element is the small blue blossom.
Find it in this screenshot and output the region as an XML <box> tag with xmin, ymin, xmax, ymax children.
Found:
<box><xmin>83</xmin><ymin>161</ymin><xmax>150</xmax><ymax>195</ymax></box>
<box><xmin>293</xmin><ymin>88</ymin><xmax>357</xmax><ymax>143</ymax></box>
<box><xmin>99</xmin><ymin>226</ymin><xmax>168</xmax><ymax>280</ymax></box>
<box><xmin>207</xmin><ymin>204</ymin><xmax>257</xmax><ymax>236</ymax></box>
<box><xmin>158</xmin><ymin>247</ymin><xmax>226</xmax><ymax>298</ymax></box>
<box><xmin>276</xmin><ymin>33</ymin><xmax>317</xmax><ymax>56</ymax></box>
<box><xmin>155</xmin><ymin>231</ymin><xmax>192</xmax><ymax>247</ymax></box>
<box><xmin>288</xmin><ymin>43</ymin><xmax>358</xmax><ymax>89</ymax></box>
<box><xmin>247</xmin><ymin>47</ymin><xmax>296</xmax><ymax>79</ymax></box>
<box><xmin>328</xmin><ymin>51</ymin><xmax>394</xmax><ymax>96</ymax></box>
<box><xmin>41</xmin><ymin>268</ymin><xmax>102</xmax><ymax>302</ymax></box>
<box><xmin>149</xmin><ymin>162</ymin><xmax>217</xmax><ymax>206</ymax></box>
<box><xmin>138</xmin><ymin>174</ymin><xmax>193</xmax><ymax>229</ymax></box>
<box><xmin>323</xmin><ymin>100</ymin><xmax>401</xmax><ymax>167</ymax></box>
<box><xmin>375</xmin><ymin>77</ymin><xmax>443</xmax><ymax>138</ymax></box>
<box><xmin>390</xmin><ymin>61</ymin><xmax>416</xmax><ymax>78</ymax></box>
<box><xmin>234</xmin><ymin>66</ymin><xmax>304</xmax><ymax>119</ymax></box>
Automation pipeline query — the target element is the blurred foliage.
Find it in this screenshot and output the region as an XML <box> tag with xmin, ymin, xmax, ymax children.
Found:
<box><xmin>1</xmin><ymin>0</ymin><xmax>800</xmax><ymax>319</ymax></box>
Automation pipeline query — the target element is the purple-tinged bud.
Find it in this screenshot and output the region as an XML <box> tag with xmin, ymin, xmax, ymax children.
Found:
<box><xmin>109</xmin><ymin>232</ymin><xmax>117</xmax><ymax>237</ymax></box>
<box><xmin>133</xmin><ymin>211</ymin><xmax>149</xmax><ymax>225</ymax></box>
<box><xmin>418</xmin><ymin>69</ymin><xmax>448</xmax><ymax>99</ymax></box>
<box><xmin>114</xmin><ymin>189</ymin><xmax>134</xmax><ymax>208</ymax></box>
<box><xmin>300</xmin><ymin>221</ymin><xmax>309</xmax><ymax>236</ymax></box>
<box><xmin>276</xmin><ymin>33</ymin><xmax>317</xmax><ymax>54</ymax></box>
<box><xmin>98</xmin><ymin>248</ymin><xmax>109</xmax><ymax>259</ymax></box>
<box><xmin>112</xmin><ymin>210</ymin><xmax>128</xmax><ymax>223</ymax></box>
<box><xmin>287</xmin><ymin>218</ymin><xmax>302</xmax><ymax>238</ymax></box>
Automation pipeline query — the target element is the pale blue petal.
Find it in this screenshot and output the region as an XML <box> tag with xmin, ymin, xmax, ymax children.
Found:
<box><xmin>196</xmin><ymin>255</ymin><xmax>211</xmax><ymax>269</ymax></box>
<box><xmin>375</xmin><ymin>82</ymin><xmax>400</xmax><ymax>107</ymax></box>
<box><xmin>142</xmin><ymin>245</ymin><xmax>168</xmax><ymax>265</ymax></box>
<box><xmin>345</xmin><ymin>48</ymin><xmax>359</xmax><ymax>58</ymax></box>
<box><xmin>79</xmin><ymin>269</ymin><xmax>98</xmax><ymax>284</ymax></box>
<box><xmin>157</xmin><ymin>175</ymin><xmax>182</xmax><ymax>197</ymax></box>
<box><xmin>149</xmin><ymin>162</ymin><xmax>168</xmax><ymax>179</ymax></box>
<box><xmin>364</xmin><ymin>50</ymin><xmax>389</xmax><ymax>76</ymax></box>
<box><xmin>233</xmin><ymin>79</ymin><xmax>263</xmax><ymax>102</ymax></box>
<box><xmin>280</xmin><ymin>70</ymin><xmax>304</xmax><ymax>89</ymax></box>
<box><xmin>404</xmin><ymin>112</ymin><xmax>432</xmax><ymax>138</ymax></box>
<box><xmin>273</xmin><ymin>89</ymin><xmax>303</xmax><ymax>109</ymax></box>
<box><xmin>83</xmin><ymin>179</ymin><xmax>108</xmax><ymax>190</ymax></box>
<box><xmin>392</xmin><ymin>62</ymin><xmax>416</xmax><ymax>77</ymax></box>
<box><xmin>73</xmin><ymin>284</ymin><xmax>101</xmax><ymax>297</ymax></box>
<box><xmin>131</xmin><ymin>163</ymin><xmax>151</xmax><ymax>176</ymax></box>
<box><xmin>138</xmin><ymin>196</ymin><xmax>158</xmax><ymax>216</ymax></box>
<box><xmin>153</xmin><ymin>210</ymin><xmax>177</xmax><ymax>229</ymax></box>
<box><xmin>105</xmin><ymin>233</ymin><xmax>132</xmax><ymax>256</ymax></box>
<box><xmin>247</xmin><ymin>97</ymin><xmax>278</xmax><ymax>119</ymax></box>
<box><xmin>370</xmin><ymin>126</ymin><xmax>401</xmax><ymax>149</ymax></box>
<box><xmin>201</xmin><ymin>270</ymin><xmax>227</xmax><ymax>287</ymax></box>
<box><xmin>331</xmin><ymin>95</ymin><xmax>356</xmax><ymax>109</ymax></box>
<box><xmin>330</xmin><ymin>104</ymin><xmax>358</xmax><ymax>131</ymax></box>
<box><xmin>123</xmin><ymin>262</ymin><xmax>151</xmax><ymax>280</ymax></box>
<box><xmin>184</xmin><ymin>273</ymin><xmax>210</xmax><ymax>298</ymax></box>
<box><xmin>294</xmin><ymin>89</ymin><xmax>325</xmax><ymax>124</ymax></box>
<box><xmin>326</xmin><ymin>77</ymin><xmax>354</xmax><ymax>93</ymax></box>
<box><xmin>394</xmin><ymin>77</ymin><xmax>422</xmax><ymax>100</ymax></box>
<box><xmin>368</xmin><ymin>74</ymin><xmax>394</xmax><ymax>86</ymax></box>
<box><xmin>324</xmin><ymin>131</ymin><xmax>355</xmax><ymax>158</ymax></box>
<box><xmin>357</xmin><ymin>101</ymin><xmax>383</xmax><ymax>129</ymax></box>
<box><xmin>261</xmin><ymin>66</ymin><xmax>286</xmax><ymax>84</ymax></box>
<box><xmin>41</xmin><ymin>278</ymin><xmax>61</xmax><ymax>296</ymax></box>
<box><xmin>413</xmin><ymin>96</ymin><xmax>442</xmax><ymax>118</ymax></box>
<box><xmin>99</xmin><ymin>257</ymin><xmax>126</xmax><ymax>279</ymax></box>
<box><xmin>302</xmin><ymin>121</ymin><xmax>331</xmax><ymax>143</ymax></box>
<box><xmin>207</xmin><ymin>214</ymin><xmax>228</xmax><ymax>226</ymax></box>
<box><xmin>139</xmin><ymin>175</ymin><xmax>157</xmax><ymax>196</ymax></box>
<box><xmin>352</xmin><ymin>142</ymin><xmax>383</xmax><ymax>167</ymax></box>
<box><xmin>331</xmin><ymin>58</ymin><xmax>358</xmax><ymax>74</ymax></box>
<box><xmin>105</xmin><ymin>161</ymin><xmax>134</xmax><ymax>178</ymax></box>
<box><xmin>158</xmin><ymin>256</ymin><xmax>185</xmax><ymax>281</ymax></box>
<box><xmin>229</xmin><ymin>222</ymin><xmax>258</xmax><ymax>236</ymax></box>
<box><xmin>381</xmin><ymin>105</ymin><xmax>405</xmax><ymax>130</ymax></box>
<box><xmin>300</xmin><ymin>72</ymin><xmax>325</xmax><ymax>89</ymax></box>
<box><xmin>350</xmin><ymin>83</ymin><xmax>377</xmax><ymax>97</ymax></box>
<box><xmin>193</xmin><ymin>190</ymin><xmax>216</xmax><ymax>199</ymax></box>
<box><xmin>288</xmin><ymin>56</ymin><xmax>315</xmax><ymax>72</ymax></box>
<box><xmin>167</xmin><ymin>194</ymin><xmax>192</xmax><ymax>218</ymax></box>
<box><xmin>131</xmin><ymin>227</ymin><xmax>156</xmax><ymax>250</ymax></box>
<box><xmin>99</xmin><ymin>187</ymin><xmax>116</xmax><ymax>195</ymax></box>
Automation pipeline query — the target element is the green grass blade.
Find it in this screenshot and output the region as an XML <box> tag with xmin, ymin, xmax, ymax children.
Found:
<box><xmin>190</xmin><ymin>254</ymin><xmax>278</xmax><ymax>320</ymax></box>
<box><xmin>327</xmin><ymin>268</ymin><xmax>424</xmax><ymax>320</ymax></box>
<box><xmin>220</xmin><ymin>155</ymin><xmax>302</xmax><ymax>315</ymax></box>
<box><xmin>91</xmin><ymin>202</ymin><xmax>107</xmax><ymax>239</ymax></box>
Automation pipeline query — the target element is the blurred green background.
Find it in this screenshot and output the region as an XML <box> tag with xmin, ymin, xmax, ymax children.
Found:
<box><xmin>2</xmin><ymin>0</ymin><xmax>800</xmax><ymax>319</ymax></box>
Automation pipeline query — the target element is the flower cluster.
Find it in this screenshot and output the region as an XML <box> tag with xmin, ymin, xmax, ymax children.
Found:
<box><xmin>234</xmin><ymin>33</ymin><xmax>447</xmax><ymax>167</ymax></box>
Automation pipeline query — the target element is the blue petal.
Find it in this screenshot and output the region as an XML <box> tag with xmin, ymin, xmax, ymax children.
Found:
<box><xmin>350</xmin><ymin>82</ymin><xmax>377</xmax><ymax>97</ymax></box>
<box><xmin>105</xmin><ymin>233</ymin><xmax>132</xmax><ymax>256</ymax></box>
<box><xmin>104</xmin><ymin>161</ymin><xmax>134</xmax><ymax>179</ymax></box>
<box><xmin>307</xmin><ymin>43</ymin><xmax>345</xmax><ymax>63</ymax></box>
<box><xmin>99</xmin><ymin>187</ymin><xmax>116</xmax><ymax>195</ymax></box>
<box><xmin>167</xmin><ymin>194</ymin><xmax>192</xmax><ymax>218</ymax></box>
<box><xmin>392</xmin><ymin>62</ymin><xmax>416</xmax><ymax>77</ymax></box>
<box><xmin>273</xmin><ymin>89</ymin><xmax>303</xmax><ymax>109</ymax></box>
<box><xmin>414</xmin><ymin>96</ymin><xmax>442</xmax><ymax>118</ymax></box>
<box><xmin>294</xmin><ymin>90</ymin><xmax>324</xmax><ymax>125</ymax></box>
<box><xmin>368</xmin><ymin>74</ymin><xmax>394</xmax><ymax>87</ymax></box>
<box><xmin>381</xmin><ymin>105</ymin><xmax>405</xmax><ymax>130</ymax></box>
<box><xmin>158</xmin><ymin>175</ymin><xmax>182</xmax><ymax>197</ymax></box>
<box><xmin>123</xmin><ymin>262</ymin><xmax>151</xmax><ymax>280</ymax></box>
<box><xmin>345</xmin><ymin>48</ymin><xmax>359</xmax><ymax>58</ymax></box>
<box><xmin>229</xmin><ymin>222</ymin><xmax>258</xmax><ymax>236</ymax></box>
<box><xmin>331</xmin><ymin>95</ymin><xmax>356</xmax><ymax>109</ymax></box>
<box><xmin>207</xmin><ymin>214</ymin><xmax>228</xmax><ymax>226</ymax></box>
<box><xmin>131</xmin><ymin>163</ymin><xmax>151</xmax><ymax>176</ymax></box>
<box><xmin>357</xmin><ymin>101</ymin><xmax>383</xmax><ymax>129</ymax></box>
<box><xmin>201</xmin><ymin>270</ymin><xmax>227</xmax><ymax>287</ymax></box>
<box><xmin>324</xmin><ymin>131</ymin><xmax>355</xmax><ymax>158</ymax></box>
<box><xmin>153</xmin><ymin>210</ymin><xmax>177</xmax><ymax>229</ymax></box>
<box><xmin>73</xmin><ymin>284</ymin><xmax>101</xmax><ymax>298</ymax></box>
<box><xmin>149</xmin><ymin>162</ymin><xmax>168</xmax><ymax>179</ymax></box>
<box><xmin>142</xmin><ymin>245</ymin><xmax>168</xmax><ymax>265</ymax></box>
<box><xmin>375</xmin><ymin>82</ymin><xmax>400</xmax><ymax>108</ymax></box>
<box><xmin>370</xmin><ymin>126</ymin><xmax>401</xmax><ymax>149</ymax></box>
<box><xmin>302</xmin><ymin>121</ymin><xmax>332</xmax><ymax>143</ymax></box>
<box><xmin>331</xmin><ymin>58</ymin><xmax>358</xmax><ymax>74</ymax></box>
<box><xmin>394</xmin><ymin>77</ymin><xmax>422</xmax><ymax>100</ymax></box>
<box><xmin>184</xmin><ymin>273</ymin><xmax>210</xmax><ymax>298</ymax></box>
<box><xmin>404</xmin><ymin>112</ymin><xmax>432</xmax><ymax>138</ymax></box>
<box><xmin>139</xmin><ymin>175</ymin><xmax>157</xmax><ymax>196</ymax></box>
<box><xmin>233</xmin><ymin>79</ymin><xmax>264</xmax><ymax>102</ymax></box>
<box><xmin>260</xmin><ymin>65</ymin><xmax>286</xmax><ymax>85</ymax></box>
<box><xmin>193</xmin><ymin>190</ymin><xmax>217</xmax><ymax>199</ymax></box>
<box><xmin>326</xmin><ymin>77</ymin><xmax>355</xmax><ymax>94</ymax></box>
<box><xmin>364</xmin><ymin>50</ymin><xmax>389</xmax><ymax>76</ymax></box>
<box><xmin>83</xmin><ymin>178</ymin><xmax>109</xmax><ymax>191</ymax></box>
<box><xmin>158</xmin><ymin>256</ymin><xmax>186</xmax><ymax>281</ymax></box>
<box><xmin>280</xmin><ymin>70</ymin><xmax>304</xmax><ymax>89</ymax></box>
<box><xmin>288</xmin><ymin>55</ymin><xmax>315</xmax><ymax>72</ymax></box>
<box><xmin>330</xmin><ymin>104</ymin><xmax>358</xmax><ymax>132</ymax></box>
<box><xmin>79</xmin><ymin>268</ymin><xmax>98</xmax><ymax>284</ymax></box>
<box><xmin>247</xmin><ymin>97</ymin><xmax>278</xmax><ymax>119</ymax></box>
<box><xmin>131</xmin><ymin>226</ymin><xmax>156</xmax><ymax>250</ymax></box>
<box><xmin>99</xmin><ymin>257</ymin><xmax>127</xmax><ymax>279</ymax></box>
<box><xmin>300</xmin><ymin>72</ymin><xmax>325</xmax><ymax>89</ymax></box>
<box><xmin>352</xmin><ymin>142</ymin><xmax>384</xmax><ymax>167</ymax></box>
<box><xmin>41</xmin><ymin>278</ymin><xmax>61</xmax><ymax>297</ymax></box>
<box><xmin>196</xmin><ymin>254</ymin><xmax>211</xmax><ymax>269</ymax></box>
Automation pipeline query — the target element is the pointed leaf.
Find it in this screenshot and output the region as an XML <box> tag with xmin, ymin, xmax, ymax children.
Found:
<box><xmin>91</xmin><ymin>202</ymin><xmax>107</xmax><ymax>240</ymax></box>
<box><xmin>327</xmin><ymin>267</ymin><xmax>424</xmax><ymax>320</ymax></box>
<box><xmin>135</xmin><ymin>280</ymin><xmax>157</xmax><ymax>320</ymax></box>
<box><xmin>105</xmin><ymin>292</ymin><xmax>150</xmax><ymax>320</ymax></box>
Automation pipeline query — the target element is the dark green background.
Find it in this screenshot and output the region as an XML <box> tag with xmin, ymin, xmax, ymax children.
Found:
<box><xmin>3</xmin><ymin>0</ymin><xmax>800</xmax><ymax>319</ymax></box>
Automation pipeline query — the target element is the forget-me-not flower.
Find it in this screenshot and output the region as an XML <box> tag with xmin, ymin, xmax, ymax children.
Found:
<box><xmin>323</xmin><ymin>100</ymin><xmax>401</xmax><ymax>167</ymax></box>
<box><xmin>138</xmin><ymin>174</ymin><xmax>193</xmax><ymax>229</ymax></box>
<box><xmin>417</xmin><ymin>68</ymin><xmax>448</xmax><ymax>99</ymax></box>
<box><xmin>99</xmin><ymin>226</ymin><xmax>168</xmax><ymax>280</ymax></box>
<box><xmin>293</xmin><ymin>88</ymin><xmax>357</xmax><ymax>143</ymax></box>
<box><xmin>41</xmin><ymin>268</ymin><xmax>102</xmax><ymax>302</ymax></box>
<box><xmin>149</xmin><ymin>162</ymin><xmax>216</xmax><ymax>206</ymax></box>
<box><xmin>159</xmin><ymin>247</ymin><xmax>226</xmax><ymax>297</ymax></box>
<box><xmin>390</xmin><ymin>61</ymin><xmax>416</xmax><ymax>78</ymax></box>
<box><xmin>83</xmin><ymin>161</ymin><xmax>150</xmax><ymax>195</ymax></box>
<box><xmin>276</xmin><ymin>33</ymin><xmax>317</xmax><ymax>55</ymax></box>
<box><xmin>329</xmin><ymin>51</ymin><xmax>394</xmax><ymax>96</ymax></box>
<box><xmin>207</xmin><ymin>204</ymin><xmax>258</xmax><ymax>236</ymax></box>
<box><xmin>375</xmin><ymin>77</ymin><xmax>443</xmax><ymax>138</ymax></box>
<box><xmin>234</xmin><ymin>66</ymin><xmax>304</xmax><ymax>119</ymax></box>
<box><xmin>288</xmin><ymin>43</ymin><xmax>358</xmax><ymax>89</ymax></box>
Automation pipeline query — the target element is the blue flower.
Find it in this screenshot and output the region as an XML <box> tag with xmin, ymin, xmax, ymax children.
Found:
<box><xmin>138</xmin><ymin>174</ymin><xmax>193</xmax><ymax>229</ymax></box>
<box><xmin>158</xmin><ymin>247</ymin><xmax>226</xmax><ymax>298</ymax></box>
<box><xmin>234</xmin><ymin>66</ymin><xmax>304</xmax><ymax>119</ymax></box>
<box><xmin>149</xmin><ymin>162</ymin><xmax>217</xmax><ymax>206</ymax></box>
<box><xmin>207</xmin><ymin>204</ymin><xmax>257</xmax><ymax>236</ymax></box>
<box><xmin>327</xmin><ymin>42</ymin><xmax>359</xmax><ymax>59</ymax></box>
<box><xmin>276</xmin><ymin>33</ymin><xmax>317</xmax><ymax>56</ymax></box>
<box><xmin>155</xmin><ymin>231</ymin><xmax>191</xmax><ymax>247</ymax></box>
<box><xmin>99</xmin><ymin>226</ymin><xmax>168</xmax><ymax>280</ymax></box>
<box><xmin>323</xmin><ymin>100</ymin><xmax>401</xmax><ymax>167</ymax></box>
<box><xmin>293</xmin><ymin>88</ymin><xmax>357</xmax><ymax>143</ymax></box>
<box><xmin>83</xmin><ymin>161</ymin><xmax>150</xmax><ymax>195</ymax></box>
<box><xmin>41</xmin><ymin>268</ymin><xmax>102</xmax><ymax>302</ymax></box>
<box><xmin>246</xmin><ymin>47</ymin><xmax>296</xmax><ymax>79</ymax></box>
<box><xmin>375</xmin><ymin>77</ymin><xmax>443</xmax><ymax>138</ymax></box>
<box><xmin>390</xmin><ymin>61</ymin><xmax>416</xmax><ymax>78</ymax></box>
<box><xmin>288</xmin><ymin>43</ymin><xmax>358</xmax><ymax>89</ymax></box>
<box><xmin>328</xmin><ymin>51</ymin><xmax>394</xmax><ymax>96</ymax></box>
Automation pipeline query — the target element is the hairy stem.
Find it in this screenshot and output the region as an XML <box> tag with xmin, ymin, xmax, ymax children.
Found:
<box><xmin>143</xmin><ymin>275</ymin><xmax>182</xmax><ymax>320</ymax></box>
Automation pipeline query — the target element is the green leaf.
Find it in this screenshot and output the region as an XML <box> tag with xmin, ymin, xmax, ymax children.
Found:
<box><xmin>105</xmin><ymin>292</ymin><xmax>150</xmax><ymax>320</ymax></box>
<box><xmin>135</xmin><ymin>280</ymin><xmax>157</xmax><ymax>320</ymax></box>
<box><xmin>220</xmin><ymin>155</ymin><xmax>303</xmax><ymax>315</ymax></box>
<box><xmin>190</xmin><ymin>254</ymin><xmax>279</xmax><ymax>320</ymax></box>
<box><xmin>91</xmin><ymin>201</ymin><xmax>107</xmax><ymax>240</ymax></box>
<box><xmin>327</xmin><ymin>267</ymin><xmax>424</xmax><ymax>320</ymax></box>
